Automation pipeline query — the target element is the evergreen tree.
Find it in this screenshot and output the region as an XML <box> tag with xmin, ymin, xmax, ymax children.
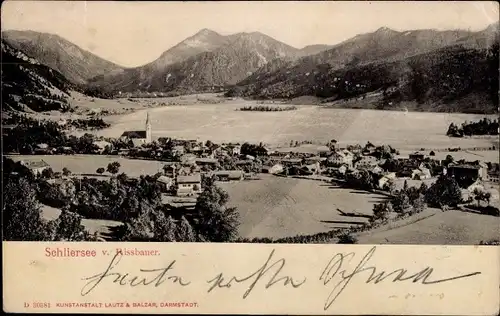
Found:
<box><xmin>392</xmin><ymin>191</ymin><xmax>412</xmax><ymax>214</ymax></box>
<box><xmin>412</xmin><ymin>194</ymin><xmax>426</xmax><ymax>214</ymax></box>
<box><xmin>153</xmin><ymin>212</ymin><xmax>177</xmax><ymax>242</ymax></box>
<box><xmin>54</xmin><ymin>209</ymin><xmax>94</xmax><ymax>241</ymax></box>
<box><xmin>122</xmin><ymin>209</ymin><xmax>154</xmax><ymax>241</ymax></box>
<box><xmin>176</xmin><ymin>216</ymin><xmax>196</xmax><ymax>242</ymax></box>
<box><xmin>425</xmin><ymin>175</ymin><xmax>463</xmax><ymax>207</ymax></box>
<box><xmin>337</xmin><ymin>232</ymin><xmax>358</xmax><ymax>244</ymax></box>
<box><xmin>195</xmin><ymin>178</ymin><xmax>240</xmax><ymax>242</ymax></box>
<box><xmin>3</xmin><ymin>177</ymin><xmax>49</xmax><ymax>241</ymax></box>
<box><xmin>370</xmin><ymin>202</ymin><xmax>390</xmax><ymax>224</ymax></box>
<box><xmin>419</xmin><ymin>182</ymin><xmax>429</xmax><ymax>194</ymax></box>
<box><xmin>107</xmin><ymin>162</ymin><xmax>121</xmax><ymax>175</ymax></box>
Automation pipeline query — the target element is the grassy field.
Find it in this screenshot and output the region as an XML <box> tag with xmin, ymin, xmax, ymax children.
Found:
<box><xmin>399</xmin><ymin>149</ymin><xmax>499</xmax><ymax>163</ymax></box>
<box><xmin>7</xmin><ymin>155</ymin><xmax>165</xmax><ymax>178</ymax></box>
<box><xmin>218</xmin><ymin>174</ymin><xmax>387</xmax><ymax>239</ymax></box>
<box><xmin>41</xmin><ymin>205</ymin><xmax>123</xmax><ymax>239</ymax></box>
<box><xmin>357</xmin><ymin>209</ymin><xmax>500</xmax><ymax>245</ymax></box>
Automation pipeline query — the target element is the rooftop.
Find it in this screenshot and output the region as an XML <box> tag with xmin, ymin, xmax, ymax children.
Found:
<box><xmin>22</xmin><ymin>159</ymin><xmax>50</xmax><ymax>169</ymax></box>
<box><xmin>177</xmin><ymin>174</ymin><xmax>202</xmax><ymax>183</ymax></box>
<box><xmin>121</xmin><ymin>130</ymin><xmax>147</xmax><ymax>139</ymax></box>
<box><xmin>449</xmin><ymin>164</ymin><xmax>481</xmax><ymax>170</ymax></box>
<box><xmin>282</xmin><ymin>158</ymin><xmax>303</xmax><ymax>163</ymax></box>
<box><xmin>214</xmin><ymin>170</ymin><xmax>244</xmax><ymax>177</ymax></box>
<box><xmin>131</xmin><ymin>139</ymin><xmax>146</xmax><ymax>147</ymax></box>
<box><xmin>93</xmin><ymin>140</ymin><xmax>112</xmax><ymax>147</ymax></box>
<box><xmin>235</xmin><ymin>160</ymin><xmax>253</xmax><ymax>165</ymax></box>
<box><xmin>157</xmin><ymin>176</ymin><xmax>173</xmax><ymax>184</ymax></box>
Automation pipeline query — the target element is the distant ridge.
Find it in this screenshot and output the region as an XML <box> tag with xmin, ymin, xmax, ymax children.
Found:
<box><xmin>87</xmin><ymin>29</ymin><xmax>302</xmax><ymax>94</ymax></box>
<box><xmin>4</xmin><ymin>23</ymin><xmax>499</xmax><ymax>114</ymax></box>
<box><xmin>227</xmin><ymin>22</ymin><xmax>499</xmax><ymax>114</ymax></box>
<box><xmin>2</xmin><ymin>30</ymin><xmax>124</xmax><ymax>84</ymax></box>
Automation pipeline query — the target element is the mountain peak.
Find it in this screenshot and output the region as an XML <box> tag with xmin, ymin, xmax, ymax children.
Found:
<box><xmin>374</xmin><ymin>26</ymin><xmax>397</xmax><ymax>34</ymax></box>
<box><xmin>484</xmin><ymin>22</ymin><xmax>499</xmax><ymax>33</ymax></box>
<box><xmin>193</xmin><ymin>28</ymin><xmax>220</xmax><ymax>37</ymax></box>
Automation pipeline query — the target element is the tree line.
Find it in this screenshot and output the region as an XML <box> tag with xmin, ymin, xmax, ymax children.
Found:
<box><xmin>446</xmin><ymin>118</ymin><xmax>499</xmax><ymax>137</ymax></box>
<box><xmin>3</xmin><ymin>158</ymin><xmax>240</xmax><ymax>243</ymax></box>
<box><xmin>238</xmin><ymin>105</ymin><xmax>297</xmax><ymax>112</ymax></box>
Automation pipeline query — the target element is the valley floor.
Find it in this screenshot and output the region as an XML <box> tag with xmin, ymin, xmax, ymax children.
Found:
<box><xmin>72</xmin><ymin>94</ymin><xmax>499</xmax><ymax>152</ymax></box>
<box><xmin>24</xmin><ymin>154</ymin><xmax>498</xmax><ymax>244</ymax></box>
<box><xmin>356</xmin><ymin>208</ymin><xmax>500</xmax><ymax>245</ymax></box>
<box><xmin>8</xmin><ymin>93</ymin><xmax>499</xmax><ymax>244</ymax></box>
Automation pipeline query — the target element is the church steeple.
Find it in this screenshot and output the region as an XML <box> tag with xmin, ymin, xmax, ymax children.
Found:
<box><xmin>146</xmin><ymin>111</ymin><xmax>152</xmax><ymax>143</ymax></box>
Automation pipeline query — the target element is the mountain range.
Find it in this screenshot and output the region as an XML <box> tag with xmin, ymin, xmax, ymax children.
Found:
<box><xmin>2</xmin><ymin>23</ymin><xmax>498</xmax><ymax>113</ymax></box>
<box><xmin>86</xmin><ymin>29</ymin><xmax>324</xmax><ymax>94</ymax></box>
<box><xmin>228</xmin><ymin>24</ymin><xmax>499</xmax><ymax>113</ymax></box>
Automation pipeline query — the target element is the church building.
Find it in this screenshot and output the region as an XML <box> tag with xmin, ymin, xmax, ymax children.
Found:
<box><xmin>120</xmin><ymin>112</ymin><xmax>152</xmax><ymax>146</ymax></box>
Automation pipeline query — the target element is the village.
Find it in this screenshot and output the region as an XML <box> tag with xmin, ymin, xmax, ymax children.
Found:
<box><xmin>4</xmin><ymin>110</ymin><xmax>500</xmax><ymax>244</ymax></box>
<box><xmin>10</xmin><ymin>138</ymin><xmax>498</xmax><ymax>198</ymax></box>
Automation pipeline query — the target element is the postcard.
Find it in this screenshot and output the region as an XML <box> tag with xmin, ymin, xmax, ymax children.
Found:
<box><xmin>2</xmin><ymin>0</ymin><xmax>499</xmax><ymax>314</ymax></box>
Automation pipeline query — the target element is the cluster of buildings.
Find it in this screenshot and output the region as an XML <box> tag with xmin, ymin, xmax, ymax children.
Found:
<box><xmin>8</xmin><ymin>112</ymin><xmax>497</xmax><ymax>202</ymax></box>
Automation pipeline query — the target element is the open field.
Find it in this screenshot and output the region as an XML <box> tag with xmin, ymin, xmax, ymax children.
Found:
<box><xmin>19</xmin><ymin>93</ymin><xmax>235</xmax><ymax>126</ymax></box>
<box><xmin>357</xmin><ymin>209</ymin><xmax>500</xmax><ymax>245</ymax></box>
<box><xmin>41</xmin><ymin>205</ymin><xmax>123</xmax><ymax>239</ymax></box>
<box><xmin>399</xmin><ymin>148</ymin><xmax>499</xmax><ymax>163</ymax></box>
<box><xmin>218</xmin><ymin>174</ymin><xmax>387</xmax><ymax>239</ymax></box>
<box><xmin>92</xmin><ymin>96</ymin><xmax>498</xmax><ymax>150</ymax></box>
<box><xmin>7</xmin><ymin>155</ymin><xmax>165</xmax><ymax>178</ymax></box>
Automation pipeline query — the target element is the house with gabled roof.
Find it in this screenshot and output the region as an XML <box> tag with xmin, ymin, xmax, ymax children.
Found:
<box><xmin>176</xmin><ymin>173</ymin><xmax>202</xmax><ymax>196</ymax></box>
<box><xmin>156</xmin><ymin>176</ymin><xmax>174</xmax><ymax>192</ymax></box>
<box><xmin>20</xmin><ymin>159</ymin><xmax>50</xmax><ymax>176</ymax></box>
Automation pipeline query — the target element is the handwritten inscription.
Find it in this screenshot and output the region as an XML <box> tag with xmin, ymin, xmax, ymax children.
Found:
<box><xmin>319</xmin><ymin>246</ymin><xmax>481</xmax><ymax>310</ymax></box>
<box><xmin>206</xmin><ymin>249</ymin><xmax>306</xmax><ymax>298</ymax></box>
<box><xmin>81</xmin><ymin>252</ymin><xmax>190</xmax><ymax>296</ymax></box>
<box><xmin>80</xmin><ymin>246</ymin><xmax>482</xmax><ymax>310</ymax></box>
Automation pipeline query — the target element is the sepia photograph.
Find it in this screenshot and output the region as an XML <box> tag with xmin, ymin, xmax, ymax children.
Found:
<box><xmin>2</xmin><ymin>0</ymin><xmax>499</xmax><ymax>246</ymax></box>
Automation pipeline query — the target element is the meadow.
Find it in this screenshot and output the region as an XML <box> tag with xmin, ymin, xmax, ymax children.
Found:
<box><xmin>218</xmin><ymin>174</ymin><xmax>387</xmax><ymax>239</ymax></box>
<box><xmin>398</xmin><ymin>149</ymin><xmax>499</xmax><ymax>163</ymax></box>
<box><xmin>7</xmin><ymin>155</ymin><xmax>165</xmax><ymax>178</ymax></box>
<box><xmin>357</xmin><ymin>209</ymin><xmax>500</xmax><ymax>245</ymax></box>
<box><xmin>41</xmin><ymin>205</ymin><xmax>123</xmax><ymax>239</ymax></box>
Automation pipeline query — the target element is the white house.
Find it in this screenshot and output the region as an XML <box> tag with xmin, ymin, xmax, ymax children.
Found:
<box><xmin>355</xmin><ymin>156</ymin><xmax>378</xmax><ymax>169</ymax></box>
<box><xmin>378</xmin><ymin>172</ymin><xmax>396</xmax><ymax>189</ymax></box>
<box><xmin>412</xmin><ymin>167</ymin><xmax>431</xmax><ymax>180</ymax></box>
<box><xmin>180</xmin><ymin>154</ymin><xmax>197</xmax><ymax>166</ymax></box>
<box><xmin>327</xmin><ymin>150</ymin><xmax>353</xmax><ymax>168</ymax></box>
<box><xmin>262</xmin><ymin>163</ymin><xmax>284</xmax><ymax>174</ymax></box>
<box><xmin>93</xmin><ymin>140</ymin><xmax>112</xmax><ymax>154</ymax></box>
<box><xmin>176</xmin><ymin>174</ymin><xmax>202</xmax><ymax>196</ymax></box>
<box><xmin>371</xmin><ymin>165</ymin><xmax>384</xmax><ymax>175</ymax></box>
<box><xmin>20</xmin><ymin>159</ymin><xmax>51</xmax><ymax>176</ymax></box>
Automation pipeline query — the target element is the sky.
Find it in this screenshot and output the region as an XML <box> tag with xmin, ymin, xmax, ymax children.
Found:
<box><xmin>2</xmin><ymin>1</ymin><xmax>498</xmax><ymax>67</ymax></box>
